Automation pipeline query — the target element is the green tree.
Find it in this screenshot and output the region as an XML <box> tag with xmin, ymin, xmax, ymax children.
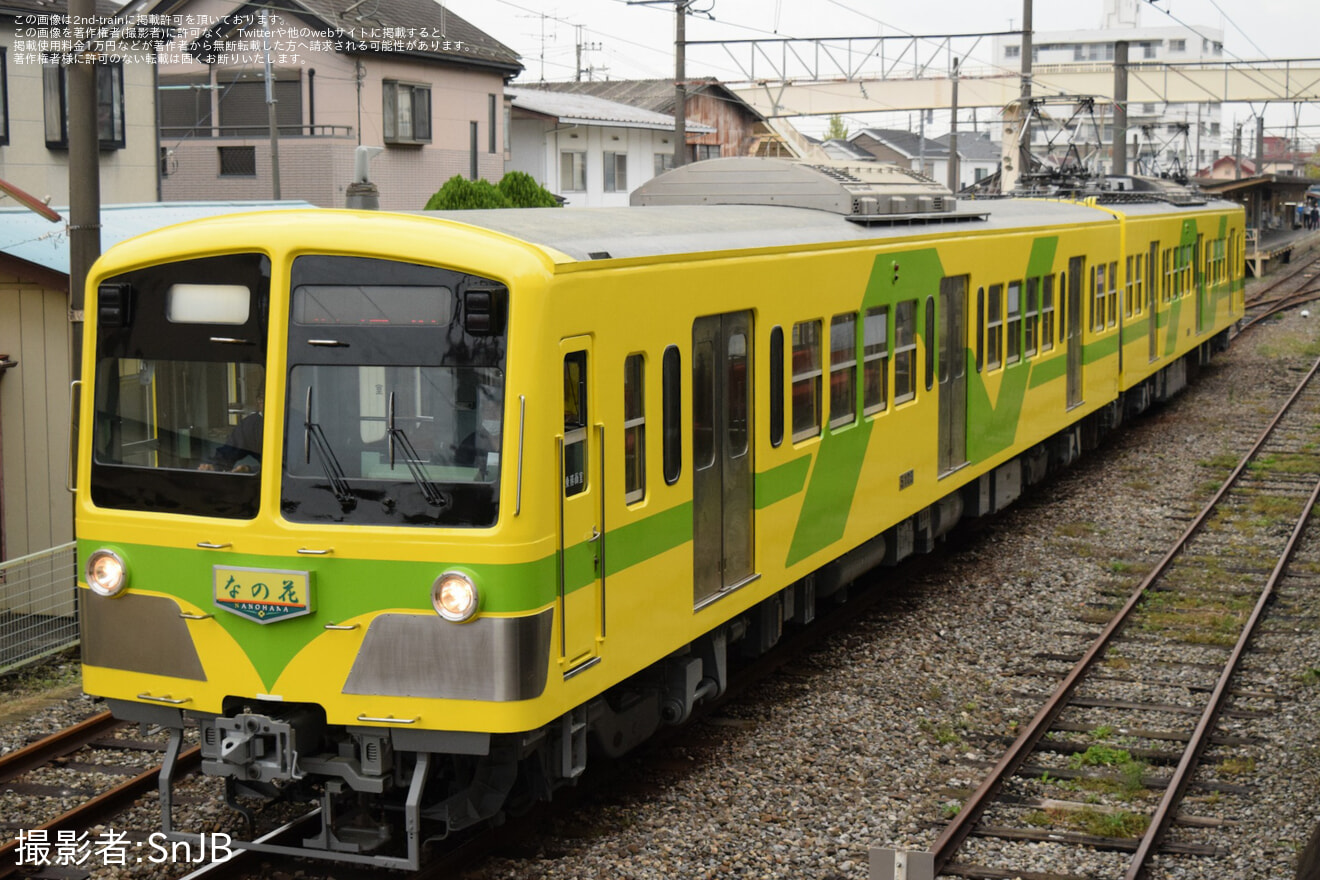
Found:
<box><xmin>498</xmin><ymin>171</ymin><xmax>561</xmax><ymax>207</ymax></box>
<box><xmin>424</xmin><ymin>172</ymin><xmax>561</xmax><ymax>209</ymax></box>
<box><xmin>423</xmin><ymin>175</ymin><xmax>512</xmax><ymax>210</ymax></box>
<box><xmin>1305</xmin><ymin>150</ymin><xmax>1320</xmax><ymax>179</ymax></box>
<box><xmin>825</xmin><ymin>114</ymin><xmax>849</xmax><ymax>141</ymax></box>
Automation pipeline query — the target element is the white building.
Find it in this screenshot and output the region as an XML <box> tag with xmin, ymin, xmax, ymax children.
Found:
<box><xmin>993</xmin><ymin>0</ymin><xmax>1225</xmax><ymax>175</ymax></box>
<box><xmin>507</xmin><ymin>88</ymin><xmax>713</xmax><ymax>207</ymax></box>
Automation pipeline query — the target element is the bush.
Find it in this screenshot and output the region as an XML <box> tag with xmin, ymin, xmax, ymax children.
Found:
<box><xmin>424</xmin><ymin>172</ymin><xmax>560</xmax><ymax>210</ymax></box>
<box><xmin>498</xmin><ymin>171</ymin><xmax>560</xmax><ymax>207</ymax></box>
<box><xmin>423</xmin><ymin>175</ymin><xmax>512</xmax><ymax>210</ymax></box>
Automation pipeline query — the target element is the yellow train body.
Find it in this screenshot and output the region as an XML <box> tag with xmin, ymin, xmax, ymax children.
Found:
<box><xmin>74</xmin><ymin>167</ymin><xmax>1243</xmax><ymax>862</ymax></box>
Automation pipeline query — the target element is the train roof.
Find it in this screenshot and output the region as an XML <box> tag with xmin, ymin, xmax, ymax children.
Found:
<box><xmin>417</xmin><ymin>196</ymin><xmax>1228</xmax><ymax>264</ymax></box>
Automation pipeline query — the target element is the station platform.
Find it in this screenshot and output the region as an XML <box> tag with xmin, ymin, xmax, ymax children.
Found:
<box><xmin>1247</xmin><ymin>224</ymin><xmax>1320</xmax><ymax>277</ymax></box>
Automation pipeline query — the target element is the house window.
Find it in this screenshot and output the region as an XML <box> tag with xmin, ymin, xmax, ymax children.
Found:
<box><xmin>488</xmin><ymin>93</ymin><xmax>497</xmax><ymax>153</ymax></box>
<box><xmin>0</xmin><ymin>48</ymin><xmax>8</xmax><ymax>146</ymax></box>
<box><xmin>219</xmin><ymin>146</ymin><xmax>257</xmax><ymax>176</ymax></box>
<box><xmin>690</xmin><ymin>144</ymin><xmax>719</xmax><ymax>162</ymax></box>
<box><xmin>560</xmin><ymin>152</ymin><xmax>586</xmax><ymax>192</ymax></box>
<box><xmin>623</xmin><ymin>354</ymin><xmax>645</xmax><ymax>503</ymax></box>
<box><xmin>1005</xmin><ymin>45</ymin><xmax>1020</xmax><ymax>59</ymax></box>
<box><xmin>654</xmin><ymin>152</ymin><xmax>675</xmax><ymax>176</ymax></box>
<box><xmin>470</xmin><ymin>121</ymin><xmax>478</xmax><ymax>179</ymax></box>
<box><xmin>790</xmin><ymin>319</ymin><xmax>822</xmax><ymax>441</ymax></box>
<box><xmin>218</xmin><ymin>78</ymin><xmax>301</xmax><ymax>136</ymax></box>
<box><xmin>383</xmin><ymin>80</ymin><xmax>431</xmax><ymax>144</ymax></box>
<box><xmin>604</xmin><ymin>152</ymin><xmax>628</xmax><ymax>192</ymax></box>
<box><xmin>1170</xmin><ymin>39</ymin><xmax>1186</xmax><ymax>52</ymax></box>
<box><xmin>43</xmin><ymin>61</ymin><xmax>126</xmax><ymax>149</ymax></box>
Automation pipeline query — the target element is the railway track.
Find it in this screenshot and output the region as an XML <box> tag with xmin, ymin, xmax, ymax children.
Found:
<box><xmin>0</xmin><ymin>711</ymin><xmax>201</xmax><ymax>879</ymax></box>
<box><xmin>908</xmin><ymin>352</ymin><xmax>1320</xmax><ymax>879</ymax></box>
<box><xmin>1244</xmin><ymin>249</ymin><xmax>1320</xmax><ymax>327</ymax></box>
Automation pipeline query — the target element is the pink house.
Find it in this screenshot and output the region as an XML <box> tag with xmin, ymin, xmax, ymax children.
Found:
<box><xmin>131</xmin><ymin>0</ymin><xmax>522</xmax><ymax>210</ymax></box>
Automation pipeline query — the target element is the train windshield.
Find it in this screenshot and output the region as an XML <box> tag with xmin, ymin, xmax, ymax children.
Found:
<box><xmin>89</xmin><ymin>254</ymin><xmax>270</xmax><ymax>519</ymax></box>
<box><xmin>279</xmin><ymin>255</ymin><xmax>508</xmax><ymax>528</ymax></box>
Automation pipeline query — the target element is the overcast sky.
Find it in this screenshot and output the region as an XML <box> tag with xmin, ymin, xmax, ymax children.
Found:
<box><xmin>439</xmin><ymin>0</ymin><xmax>1320</xmax><ymax>144</ymax></box>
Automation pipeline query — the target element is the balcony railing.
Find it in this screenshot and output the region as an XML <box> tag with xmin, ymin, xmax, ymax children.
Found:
<box><xmin>161</xmin><ymin>124</ymin><xmax>355</xmax><ymax>139</ymax></box>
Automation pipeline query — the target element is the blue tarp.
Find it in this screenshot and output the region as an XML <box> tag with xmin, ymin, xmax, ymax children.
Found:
<box><xmin>0</xmin><ymin>200</ymin><xmax>316</xmax><ymax>276</ymax></box>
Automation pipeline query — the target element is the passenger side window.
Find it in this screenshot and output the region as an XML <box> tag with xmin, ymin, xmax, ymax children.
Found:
<box><xmin>893</xmin><ymin>300</ymin><xmax>917</xmax><ymax>403</ymax></box>
<box><xmin>791</xmin><ymin>320</ymin><xmax>822</xmax><ymax>441</ymax></box>
<box><xmin>986</xmin><ymin>283</ymin><xmax>1003</xmax><ymax>370</ymax></box>
<box><xmin>862</xmin><ymin>306</ymin><xmax>888</xmax><ymax>414</ymax></box>
<box><xmin>623</xmin><ymin>354</ymin><xmax>645</xmax><ymax>503</ymax></box>
<box><xmin>1041</xmin><ymin>275</ymin><xmax>1055</xmax><ymax>352</ymax></box>
<box><xmin>769</xmin><ymin>326</ymin><xmax>784</xmax><ymax>447</ymax></box>
<box><xmin>829</xmin><ymin>313</ymin><xmax>856</xmax><ymax>428</ymax></box>
<box><xmin>662</xmin><ymin>345</ymin><xmax>680</xmax><ymax>484</ymax></box>
<box><xmin>1024</xmin><ymin>278</ymin><xmax>1039</xmax><ymax>357</ymax></box>
<box><xmin>1006</xmin><ymin>281</ymin><xmax>1021</xmax><ymax>364</ymax></box>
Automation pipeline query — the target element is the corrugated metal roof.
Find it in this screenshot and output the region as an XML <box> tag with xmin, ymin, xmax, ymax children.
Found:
<box><xmin>0</xmin><ymin>201</ymin><xmax>316</xmax><ymax>276</ymax></box>
<box><xmin>851</xmin><ymin>128</ymin><xmax>950</xmax><ymax>160</ymax></box>
<box><xmin>516</xmin><ymin>79</ymin><xmax>760</xmax><ymax>120</ymax></box>
<box><xmin>509</xmin><ymin>88</ymin><xmax>714</xmax><ymax>133</ymax></box>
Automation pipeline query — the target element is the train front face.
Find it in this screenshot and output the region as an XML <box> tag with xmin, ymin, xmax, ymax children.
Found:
<box><xmin>76</xmin><ymin>213</ymin><xmax>559</xmax><ymax>858</ymax></box>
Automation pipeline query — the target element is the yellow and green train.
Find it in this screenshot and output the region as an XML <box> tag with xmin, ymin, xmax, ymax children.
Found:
<box><xmin>74</xmin><ymin>159</ymin><xmax>1244</xmax><ymax>866</ymax></box>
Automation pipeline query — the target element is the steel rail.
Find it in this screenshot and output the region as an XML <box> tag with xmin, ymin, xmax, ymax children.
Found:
<box><xmin>1126</xmin><ymin>469</ymin><xmax>1320</xmax><ymax>877</ymax></box>
<box><xmin>0</xmin><ymin>709</ymin><xmax>121</xmax><ymax>784</ymax></box>
<box><xmin>931</xmin><ymin>352</ymin><xmax>1320</xmax><ymax>872</ymax></box>
<box><xmin>0</xmin><ymin>738</ymin><xmax>202</xmax><ymax>878</ymax></box>
<box><xmin>1244</xmin><ymin>250</ymin><xmax>1320</xmax><ymax>306</ymax></box>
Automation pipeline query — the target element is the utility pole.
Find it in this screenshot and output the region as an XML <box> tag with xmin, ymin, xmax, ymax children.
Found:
<box><xmin>674</xmin><ymin>0</ymin><xmax>687</xmax><ymax>167</ymax></box>
<box><xmin>262</xmin><ymin>10</ymin><xmax>282</xmax><ymax>199</ymax></box>
<box><xmin>574</xmin><ymin>25</ymin><xmax>600</xmax><ymax>82</ymax></box>
<box><xmin>1113</xmin><ymin>40</ymin><xmax>1128</xmax><ymax>176</ymax></box>
<box><xmin>947</xmin><ymin>57</ymin><xmax>960</xmax><ymax>192</ymax></box>
<box><xmin>68</xmin><ymin>0</ymin><xmax>100</xmax><ymax>381</ymax></box>
<box><xmin>627</xmin><ymin>0</ymin><xmax>691</xmax><ymax>168</ymax></box>
<box><xmin>1000</xmin><ymin>0</ymin><xmax>1033</xmax><ymax>192</ymax></box>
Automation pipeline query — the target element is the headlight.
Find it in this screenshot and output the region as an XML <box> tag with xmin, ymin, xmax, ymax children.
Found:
<box><xmin>431</xmin><ymin>571</ymin><xmax>479</xmax><ymax>622</ymax></box>
<box><xmin>85</xmin><ymin>549</ymin><xmax>128</xmax><ymax>597</ymax></box>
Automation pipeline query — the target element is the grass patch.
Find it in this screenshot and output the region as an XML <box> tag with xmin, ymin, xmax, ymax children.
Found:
<box><xmin>1218</xmin><ymin>756</ymin><xmax>1256</xmax><ymax>776</ymax></box>
<box><xmin>1055</xmin><ymin>521</ymin><xmax>1096</xmax><ymax>538</ymax></box>
<box><xmin>1070</xmin><ymin>745</ymin><xmax>1133</xmax><ymax>769</ymax></box>
<box><xmin>1297</xmin><ymin>667</ymin><xmax>1320</xmax><ymax>686</ymax></box>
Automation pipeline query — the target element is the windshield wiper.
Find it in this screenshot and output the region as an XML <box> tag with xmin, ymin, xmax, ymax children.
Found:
<box><xmin>303</xmin><ymin>386</ymin><xmax>355</xmax><ymax>508</ymax></box>
<box><xmin>387</xmin><ymin>391</ymin><xmax>446</xmax><ymax>507</ymax></box>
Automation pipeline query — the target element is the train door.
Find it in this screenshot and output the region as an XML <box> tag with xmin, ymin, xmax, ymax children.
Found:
<box><xmin>558</xmin><ymin>338</ymin><xmax>602</xmax><ymax>673</ymax></box>
<box><xmin>937</xmin><ymin>275</ymin><xmax>968</xmax><ymax>475</ymax></box>
<box><xmin>1066</xmin><ymin>256</ymin><xmax>1084</xmax><ymax>408</ymax></box>
<box><xmin>692</xmin><ymin>312</ymin><xmax>755</xmax><ymax>607</ymax></box>
<box><xmin>1147</xmin><ymin>241</ymin><xmax>1159</xmax><ymax>361</ymax></box>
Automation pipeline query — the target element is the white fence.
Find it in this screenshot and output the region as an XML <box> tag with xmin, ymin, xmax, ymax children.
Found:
<box><xmin>0</xmin><ymin>542</ymin><xmax>78</xmax><ymax>674</ymax></box>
